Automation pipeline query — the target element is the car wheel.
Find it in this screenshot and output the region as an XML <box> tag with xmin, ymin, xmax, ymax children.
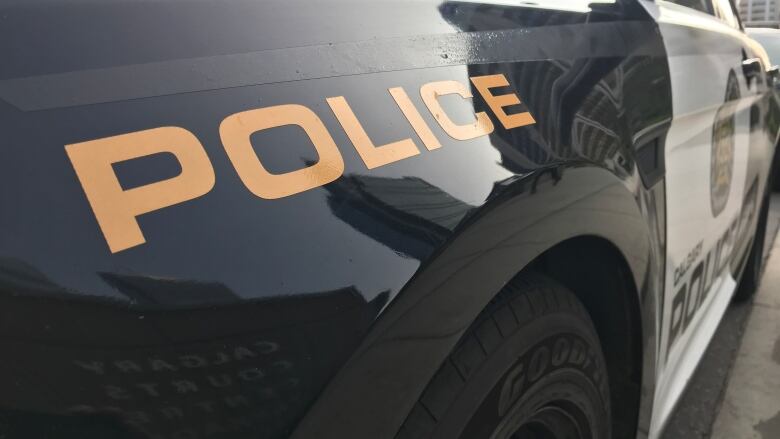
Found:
<box><xmin>733</xmin><ymin>187</ymin><xmax>771</xmax><ymax>302</ymax></box>
<box><xmin>396</xmin><ymin>273</ymin><xmax>611</xmax><ymax>439</ymax></box>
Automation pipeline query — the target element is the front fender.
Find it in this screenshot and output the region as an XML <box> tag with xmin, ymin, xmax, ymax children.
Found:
<box><xmin>293</xmin><ymin>163</ymin><xmax>659</xmax><ymax>438</ymax></box>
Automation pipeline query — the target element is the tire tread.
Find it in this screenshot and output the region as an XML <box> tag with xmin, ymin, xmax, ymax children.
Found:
<box><xmin>397</xmin><ymin>272</ymin><xmax>603</xmax><ymax>439</ymax></box>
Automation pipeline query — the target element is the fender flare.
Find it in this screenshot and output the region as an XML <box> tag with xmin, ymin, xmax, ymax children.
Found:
<box><xmin>292</xmin><ymin>163</ymin><xmax>660</xmax><ymax>439</ymax></box>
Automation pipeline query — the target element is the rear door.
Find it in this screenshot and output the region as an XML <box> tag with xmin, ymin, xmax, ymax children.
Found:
<box><xmin>640</xmin><ymin>0</ymin><xmax>764</xmax><ymax>436</ymax></box>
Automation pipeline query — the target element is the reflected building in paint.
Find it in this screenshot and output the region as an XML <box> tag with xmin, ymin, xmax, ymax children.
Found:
<box><xmin>326</xmin><ymin>174</ymin><xmax>475</xmax><ymax>260</ymax></box>
<box><xmin>440</xmin><ymin>1</ymin><xmax>668</xmax><ymax>177</ymax></box>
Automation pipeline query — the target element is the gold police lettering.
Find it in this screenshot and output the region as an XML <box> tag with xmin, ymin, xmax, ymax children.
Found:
<box><xmin>65</xmin><ymin>74</ymin><xmax>535</xmax><ymax>253</ymax></box>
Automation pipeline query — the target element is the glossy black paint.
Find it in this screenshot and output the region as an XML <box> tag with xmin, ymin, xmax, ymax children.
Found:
<box><xmin>0</xmin><ymin>1</ymin><xmax>674</xmax><ymax>438</ymax></box>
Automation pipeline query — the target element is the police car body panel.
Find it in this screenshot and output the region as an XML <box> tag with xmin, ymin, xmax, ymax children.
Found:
<box><xmin>641</xmin><ymin>1</ymin><xmax>777</xmax><ymax>435</ymax></box>
<box><xmin>0</xmin><ymin>1</ymin><xmax>774</xmax><ymax>438</ymax></box>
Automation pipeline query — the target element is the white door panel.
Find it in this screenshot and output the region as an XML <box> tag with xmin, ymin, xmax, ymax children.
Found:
<box><xmin>639</xmin><ymin>1</ymin><xmax>757</xmax><ymax>437</ymax></box>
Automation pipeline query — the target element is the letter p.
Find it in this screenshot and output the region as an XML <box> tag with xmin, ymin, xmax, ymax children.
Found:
<box><xmin>65</xmin><ymin>127</ymin><xmax>215</xmax><ymax>253</ymax></box>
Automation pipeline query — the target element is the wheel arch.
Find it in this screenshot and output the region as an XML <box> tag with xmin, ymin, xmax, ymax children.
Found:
<box><xmin>292</xmin><ymin>165</ymin><xmax>661</xmax><ymax>439</ymax></box>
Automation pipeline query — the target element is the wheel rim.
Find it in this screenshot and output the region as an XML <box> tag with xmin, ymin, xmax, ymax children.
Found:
<box><xmin>512</xmin><ymin>402</ymin><xmax>590</xmax><ymax>439</ymax></box>
<box><xmin>480</xmin><ymin>369</ymin><xmax>604</xmax><ymax>439</ymax></box>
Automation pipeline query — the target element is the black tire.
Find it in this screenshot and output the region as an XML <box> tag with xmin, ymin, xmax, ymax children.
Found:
<box><xmin>396</xmin><ymin>274</ymin><xmax>611</xmax><ymax>439</ymax></box>
<box><xmin>733</xmin><ymin>188</ymin><xmax>771</xmax><ymax>302</ymax></box>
